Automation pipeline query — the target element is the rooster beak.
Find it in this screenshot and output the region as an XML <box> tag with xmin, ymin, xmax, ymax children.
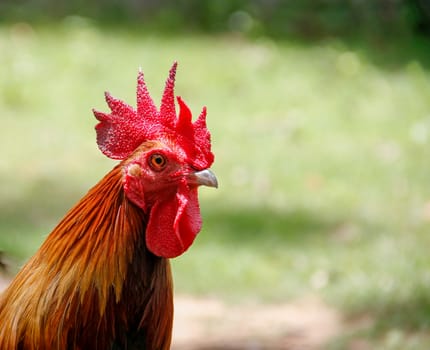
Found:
<box><xmin>188</xmin><ymin>169</ymin><xmax>218</xmax><ymax>188</ymax></box>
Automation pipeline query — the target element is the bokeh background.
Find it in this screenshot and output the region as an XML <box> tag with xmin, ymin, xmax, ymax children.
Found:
<box><xmin>1</xmin><ymin>1</ymin><xmax>430</xmax><ymax>349</ymax></box>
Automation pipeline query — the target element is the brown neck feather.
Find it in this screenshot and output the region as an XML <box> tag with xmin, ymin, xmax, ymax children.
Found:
<box><xmin>0</xmin><ymin>164</ymin><xmax>173</xmax><ymax>350</ymax></box>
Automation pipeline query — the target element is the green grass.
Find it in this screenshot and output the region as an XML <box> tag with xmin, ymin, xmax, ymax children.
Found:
<box><xmin>1</xmin><ymin>20</ymin><xmax>430</xmax><ymax>348</ymax></box>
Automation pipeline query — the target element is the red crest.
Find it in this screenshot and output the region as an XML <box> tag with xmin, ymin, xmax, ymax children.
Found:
<box><xmin>93</xmin><ymin>62</ymin><xmax>214</xmax><ymax>170</ymax></box>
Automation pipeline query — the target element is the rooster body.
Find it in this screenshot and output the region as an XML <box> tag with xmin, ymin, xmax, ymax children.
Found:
<box><xmin>0</xmin><ymin>64</ymin><xmax>216</xmax><ymax>349</ymax></box>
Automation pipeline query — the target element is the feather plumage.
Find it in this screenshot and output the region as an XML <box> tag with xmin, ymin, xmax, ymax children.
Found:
<box><xmin>0</xmin><ymin>160</ymin><xmax>173</xmax><ymax>349</ymax></box>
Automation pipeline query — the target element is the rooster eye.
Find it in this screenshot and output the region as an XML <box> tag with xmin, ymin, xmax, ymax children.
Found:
<box><xmin>149</xmin><ymin>153</ymin><xmax>167</xmax><ymax>171</ymax></box>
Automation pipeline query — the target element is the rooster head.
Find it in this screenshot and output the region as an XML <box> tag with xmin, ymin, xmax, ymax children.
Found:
<box><xmin>93</xmin><ymin>62</ymin><xmax>217</xmax><ymax>258</ymax></box>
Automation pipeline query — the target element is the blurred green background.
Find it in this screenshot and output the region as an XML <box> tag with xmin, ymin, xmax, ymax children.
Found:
<box><xmin>1</xmin><ymin>1</ymin><xmax>430</xmax><ymax>348</ymax></box>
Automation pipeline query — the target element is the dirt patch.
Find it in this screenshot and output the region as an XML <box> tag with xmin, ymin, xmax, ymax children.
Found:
<box><xmin>172</xmin><ymin>295</ymin><xmax>340</xmax><ymax>350</ymax></box>
<box><xmin>0</xmin><ymin>277</ymin><xmax>341</xmax><ymax>349</ymax></box>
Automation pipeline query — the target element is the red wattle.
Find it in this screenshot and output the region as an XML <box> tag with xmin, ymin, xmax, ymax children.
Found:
<box><xmin>145</xmin><ymin>181</ymin><xmax>202</xmax><ymax>258</ymax></box>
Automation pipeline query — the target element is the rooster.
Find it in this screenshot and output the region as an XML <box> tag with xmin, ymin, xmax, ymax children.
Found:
<box><xmin>0</xmin><ymin>62</ymin><xmax>217</xmax><ymax>350</ymax></box>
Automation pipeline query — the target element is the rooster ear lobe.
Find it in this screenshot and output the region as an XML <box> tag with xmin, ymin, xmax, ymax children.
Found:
<box><xmin>123</xmin><ymin>162</ymin><xmax>147</xmax><ymax>211</ymax></box>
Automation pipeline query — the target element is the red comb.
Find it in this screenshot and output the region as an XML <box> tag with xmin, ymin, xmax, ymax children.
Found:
<box><xmin>93</xmin><ymin>62</ymin><xmax>214</xmax><ymax>170</ymax></box>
